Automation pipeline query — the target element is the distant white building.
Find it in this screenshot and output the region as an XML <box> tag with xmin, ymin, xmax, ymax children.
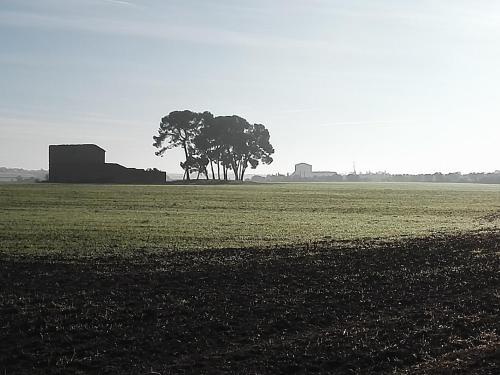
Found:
<box><xmin>293</xmin><ymin>163</ymin><xmax>313</xmax><ymax>178</ymax></box>
<box><xmin>292</xmin><ymin>163</ymin><xmax>339</xmax><ymax>178</ymax></box>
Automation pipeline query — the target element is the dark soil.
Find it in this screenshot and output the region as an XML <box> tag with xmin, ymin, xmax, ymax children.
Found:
<box><xmin>1</xmin><ymin>231</ymin><xmax>499</xmax><ymax>374</ymax></box>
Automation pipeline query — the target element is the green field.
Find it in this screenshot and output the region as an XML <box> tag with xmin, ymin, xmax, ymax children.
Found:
<box><xmin>0</xmin><ymin>182</ymin><xmax>499</xmax><ymax>257</ymax></box>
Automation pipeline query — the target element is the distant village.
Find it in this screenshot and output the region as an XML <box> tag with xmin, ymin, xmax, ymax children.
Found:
<box><xmin>2</xmin><ymin>154</ymin><xmax>500</xmax><ymax>185</ymax></box>
<box><xmin>251</xmin><ymin>163</ymin><xmax>500</xmax><ymax>184</ymax></box>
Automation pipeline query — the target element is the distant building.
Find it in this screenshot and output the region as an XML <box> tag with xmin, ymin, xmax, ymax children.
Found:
<box><xmin>293</xmin><ymin>163</ymin><xmax>313</xmax><ymax>178</ymax></box>
<box><xmin>292</xmin><ymin>163</ymin><xmax>339</xmax><ymax>179</ymax></box>
<box><xmin>49</xmin><ymin>144</ymin><xmax>166</xmax><ymax>184</ymax></box>
<box><xmin>311</xmin><ymin>171</ymin><xmax>339</xmax><ymax>178</ymax></box>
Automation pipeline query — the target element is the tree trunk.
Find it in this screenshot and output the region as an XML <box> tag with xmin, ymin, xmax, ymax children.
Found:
<box><xmin>182</xmin><ymin>140</ymin><xmax>190</xmax><ymax>181</ymax></box>
<box><xmin>238</xmin><ymin>161</ymin><xmax>244</xmax><ymax>181</ymax></box>
<box><xmin>239</xmin><ymin>157</ymin><xmax>248</xmax><ymax>181</ymax></box>
<box><xmin>231</xmin><ymin>158</ymin><xmax>239</xmax><ymax>181</ymax></box>
<box><xmin>210</xmin><ymin>160</ymin><xmax>215</xmax><ymax>180</ymax></box>
<box><xmin>232</xmin><ymin>164</ymin><xmax>239</xmax><ymax>180</ymax></box>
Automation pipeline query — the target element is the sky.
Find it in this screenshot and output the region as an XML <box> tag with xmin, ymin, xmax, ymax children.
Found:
<box><xmin>1</xmin><ymin>0</ymin><xmax>499</xmax><ymax>175</ymax></box>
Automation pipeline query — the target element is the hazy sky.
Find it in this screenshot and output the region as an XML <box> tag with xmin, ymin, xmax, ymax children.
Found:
<box><xmin>1</xmin><ymin>0</ymin><xmax>499</xmax><ymax>175</ymax></box>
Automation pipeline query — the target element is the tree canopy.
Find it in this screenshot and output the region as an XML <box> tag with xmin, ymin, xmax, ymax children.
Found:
<box><xmin>153</xmin><ymin>111</ymin><xmax>274</xmax><ymax>180</ymax></box>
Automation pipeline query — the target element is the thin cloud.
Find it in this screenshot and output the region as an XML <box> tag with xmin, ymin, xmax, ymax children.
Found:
<box><xmin>101</xmin><ymin>0</ymin><xmax>136</xmax><ymax>7</ymax></box>
<box><xmin>0</xmin><ymin>10</ymin><xmax>350</xmax><ymax>53</ymax></box>
<box><xmin>273</xmin><ymin>108</ymin><xmax>325</xmax><ymax>114</ymax></box>
<box><xmin>0</xmin><ymin>112</ymin><xmax>140</xmax><ymax>133</ymax></box>
<box><xmin>319</xmin><ymin>121</ymin><xmax>399</xmax><ymax>127</ymax></box>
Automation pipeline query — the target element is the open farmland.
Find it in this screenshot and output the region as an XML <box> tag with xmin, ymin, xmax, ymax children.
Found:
<box><xmin>0</xmin><ymin>183</ymin><xmax>499</xmax><ymax>256</ymax></box>
<box><xmin>1</xmin><ymin>182</ymin><xmax>499</xmax><ymax>374</ymax></box>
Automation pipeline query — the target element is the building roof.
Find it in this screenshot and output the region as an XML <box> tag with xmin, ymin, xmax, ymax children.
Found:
<box><xmin>50</xmin><ymin>144</ymin><xmax>106</xmax><ymax>152</ymax></box>
<box><xmin>295</xmin><ymin>162</ymin><xmax>312</xmax><ymax>166</ymax></box>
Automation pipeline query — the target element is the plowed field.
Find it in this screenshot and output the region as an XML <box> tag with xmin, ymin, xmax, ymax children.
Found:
<box><xmin>1</xmin><ymin>231</ymin><xmax>499</xmax><ymax>374</ymax></box>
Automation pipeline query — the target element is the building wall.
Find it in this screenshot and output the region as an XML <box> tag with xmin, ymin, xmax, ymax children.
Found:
<box><xmin>49</xmin><ymin>144</ymin><xmax>166</xmax><ymax>184</ymax></box>
<box><xmin>104</xmin><ymin>164</ymin><xmax>166</xmax><ymax>184</ymax></box>
<box><xmin>50</xmin><ymin>163</ymin><xmax>166</xmax><ymax>184</ymax></box>
<box><xmin>49</xmin><ymin>145</ymin><xmax>105</xmax><ymax>182</ymax></box>
<box><xmin>294</xmin><ymin>163</ymin><xmax>313</xmax><ymax>178</ymax></box>
<box><xmin>49</xmin><ymin>145</ymin><xmax>105</xmax><ymax>166</ymax></box>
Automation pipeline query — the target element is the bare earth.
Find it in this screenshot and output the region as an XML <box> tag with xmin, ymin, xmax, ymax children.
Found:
<box><xmin>1</xmin><ymin>231</ymin><xmax>499</xmax><ymax>374</ymax></box>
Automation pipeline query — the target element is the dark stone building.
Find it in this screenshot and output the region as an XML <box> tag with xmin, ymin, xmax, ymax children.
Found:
<box><xmin>49</xmin><ymin>144</ymin><xmax>166</xmax><ymax>184</ymax></box>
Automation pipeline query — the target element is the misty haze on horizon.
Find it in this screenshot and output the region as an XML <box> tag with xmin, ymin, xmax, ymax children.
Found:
<box><xmin>1</xmin><ymin>0</ymin><xmax>499</xmax><ymax>175</ymax></box>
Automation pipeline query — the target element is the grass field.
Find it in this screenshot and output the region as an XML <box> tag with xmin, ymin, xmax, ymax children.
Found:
<box><xmin>0</xmin><ymin>182</ymin><xmax>499</xmax><ymax>256</ymax></box>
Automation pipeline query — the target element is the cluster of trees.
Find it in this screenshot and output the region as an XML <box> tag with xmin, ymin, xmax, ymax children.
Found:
<box><xmin>153</xmin><ymin>110</ymin><xmax>274</xmax><ymax>181</ymax></box>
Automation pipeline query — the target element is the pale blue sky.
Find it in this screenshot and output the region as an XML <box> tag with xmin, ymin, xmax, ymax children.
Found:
<box><xmin>1</xmin><ymin>0</ymin><xmax>499</xmax><ymax>174</ymax></box>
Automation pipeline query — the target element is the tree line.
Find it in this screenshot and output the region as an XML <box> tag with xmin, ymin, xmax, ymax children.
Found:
<box><xmin>256</xmin><ymin>171</ymin><xmax>500</xmax><ymax>184</ymax></box>
<box><xmin>153</xmin><ymin>110</ymin><xmax>274</xmax><ymax>181</ymax></box>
